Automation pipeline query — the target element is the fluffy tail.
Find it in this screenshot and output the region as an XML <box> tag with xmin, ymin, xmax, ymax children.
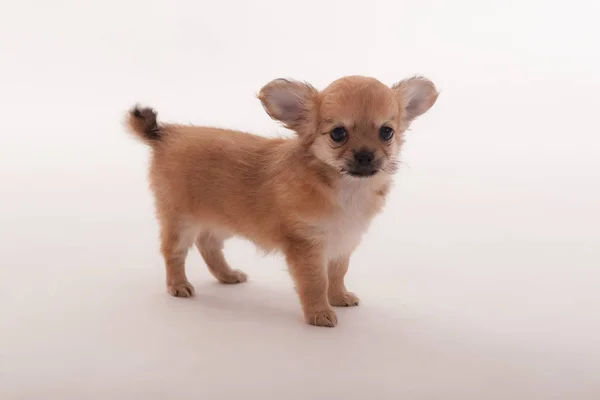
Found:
<box><xmin>125</xmin><ymin>105</ymin><xmax>162</xmax><ymax>144</ymax></box>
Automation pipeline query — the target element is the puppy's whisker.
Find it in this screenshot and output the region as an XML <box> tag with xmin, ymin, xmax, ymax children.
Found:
<box><xmin>382</xmin><ymin>160</ymin><xmax>401</xmax><ymax>175</ymax></box>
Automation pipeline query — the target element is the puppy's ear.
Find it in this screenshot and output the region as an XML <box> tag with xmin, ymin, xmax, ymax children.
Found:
<box><xmin>392</xmin><ymin>76</ymin><xmax>439</xmax><ymax>125</ymax></box>
<box><xmin>258</xmin><ymin>79</ymin><xmax>318</xmax><ymax>133</ymax></box>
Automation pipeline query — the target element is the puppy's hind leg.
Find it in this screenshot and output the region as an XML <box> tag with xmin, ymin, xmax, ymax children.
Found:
<box><xmin>160</xmin><ymin>220</ymin><xmax>197</xmax><ymax>297</ymax></box>
<box><xmin>196</xmin><ymin>232</ymin><xmax>248</xmax><ymax>284</ymax></box>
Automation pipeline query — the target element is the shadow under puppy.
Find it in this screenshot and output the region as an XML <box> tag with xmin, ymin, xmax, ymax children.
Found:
<box><xmin>126</xmin><ymin>76</ymin><xmax>438</xmax><ymax>327</ymax></box>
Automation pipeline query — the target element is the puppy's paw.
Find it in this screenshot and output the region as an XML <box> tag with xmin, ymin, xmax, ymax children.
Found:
<box><xmin>217</xmin><ymin>269</ymin><xmax>248</xmax><ymax>284</ymax></box>
<box><xmin>168</xmin><ymin>281</ymin><xmax>195</xmax><ymax>298</ymax></box>
<box><xmin>329</xmin><ymin>291</ymin><xmax>360</xmax><ymax>307</ymax></box>
<box><xmin>305</xmin><ymin>307</ymin><xmax>338</xmax><ymax>327</ymax></box>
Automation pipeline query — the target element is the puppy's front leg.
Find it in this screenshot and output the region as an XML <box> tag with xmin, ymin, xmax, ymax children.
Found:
<box><xmin>285</xmin><ymin>243</ymin><xmax>337</xmax><ymax>327</ymax></box>
<box><xmin>328</xmin><ymin>256</ymin><xmax>360</xmax><ymax>307</ymax></box>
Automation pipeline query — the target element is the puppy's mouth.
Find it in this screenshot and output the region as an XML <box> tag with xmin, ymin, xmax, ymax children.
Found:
<box><xmin>342</xmin><ymin>160</ymin><xmax>382</xmax><ymax>178</ymax></box>
<box><xmin>346</xmin><ymin>168</ymin><xmax>379</xmax><ymax>177</ymax></box>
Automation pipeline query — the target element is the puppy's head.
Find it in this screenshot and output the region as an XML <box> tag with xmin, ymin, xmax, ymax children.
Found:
<box><xmin>258</xmin><ymin>75</ymin><xmax>438</xmax><ymax>178</ymax></box>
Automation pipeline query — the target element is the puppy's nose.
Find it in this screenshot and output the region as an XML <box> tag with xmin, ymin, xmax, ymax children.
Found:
<box><xmin>354</xmin><ymin>150</ymin><xmax>375</xmax><ymax>166</ymax></box>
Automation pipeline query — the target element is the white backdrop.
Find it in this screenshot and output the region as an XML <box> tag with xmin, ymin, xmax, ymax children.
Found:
<box><xmin>1</xmin><ymin>1</ymin><xmax>599</xmax><ymax>399</ymax></box>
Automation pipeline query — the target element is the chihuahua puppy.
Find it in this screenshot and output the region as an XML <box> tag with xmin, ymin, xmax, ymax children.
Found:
<box><xmin>126</xmin><ymin>75</ymin><xmax>438</xmax><ymax>327</ymax></box>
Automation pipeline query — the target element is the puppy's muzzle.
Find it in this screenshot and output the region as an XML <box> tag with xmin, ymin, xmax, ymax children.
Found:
<box><xmin>346</xmin><ymin>149</ymin><xmax>380</xmax><ymax>177</ymax></box>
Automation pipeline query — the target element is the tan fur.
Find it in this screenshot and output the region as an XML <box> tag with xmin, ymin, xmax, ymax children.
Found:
<box><xmin>125</xmin><ymin>75</ymin><xmax>438</xmax><ymax>327</ymax></box>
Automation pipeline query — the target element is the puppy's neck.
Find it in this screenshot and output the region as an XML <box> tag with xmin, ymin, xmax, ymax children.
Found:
<box><xmin>318</xmin><ymin>170</ymin><xmax>391</xmax><ymax>260</ymax></box>
<box><xmin>338</xmin><ymin>173</ymin><xmax>391</xmax><ymax>199</ymax></box>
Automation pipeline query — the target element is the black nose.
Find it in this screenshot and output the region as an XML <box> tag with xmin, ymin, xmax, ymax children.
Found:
<box><xmin>354</xmin><ymin>150</ymin><xmax>375</xmax><ymax>166</ymax></box>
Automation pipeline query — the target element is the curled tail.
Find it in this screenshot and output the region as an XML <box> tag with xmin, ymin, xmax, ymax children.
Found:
<box><xmin>125</xmin><ymin>105</ymin><xmax>162</xmax><ymax>144</ymax></box>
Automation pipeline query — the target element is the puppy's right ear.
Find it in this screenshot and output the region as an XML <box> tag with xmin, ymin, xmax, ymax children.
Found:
<box><xmin>258</xmin><ymin>79</ymin><xmax>318</xmax><ymax>133</ymax></box>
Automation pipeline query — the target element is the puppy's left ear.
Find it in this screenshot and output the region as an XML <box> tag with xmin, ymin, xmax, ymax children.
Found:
<box><xmin>392</xmin><ymin>76</ymin><xmax>439</xmax><ymax>125</ymax></box>
<box><xmin>258</xmin><ymin>79</ymin><xmax>318</xmax><ymax>133</ymax></box>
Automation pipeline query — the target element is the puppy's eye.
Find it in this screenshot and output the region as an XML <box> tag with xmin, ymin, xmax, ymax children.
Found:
<box><xmin>379</xmin><ymin>126</ymin><xmax>394</xmax><ymax>141</ymax></box>
<box><xmin>330</xmin><ymin>127</ymin><xmax>348</xmax><ymax>143</ymax></box>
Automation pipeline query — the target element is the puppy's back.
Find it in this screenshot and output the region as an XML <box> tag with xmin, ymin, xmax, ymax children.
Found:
<box><xmin>126</xmin><ymin>106</ymin><xmax>296</xmax><ymax>238</ymax></box>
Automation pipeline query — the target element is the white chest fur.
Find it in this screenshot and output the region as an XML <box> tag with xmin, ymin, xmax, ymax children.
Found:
<box><xmin>319</xmin><ymin>174</ymin><xmax>390</xmax><ymax>261</ymax></box>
